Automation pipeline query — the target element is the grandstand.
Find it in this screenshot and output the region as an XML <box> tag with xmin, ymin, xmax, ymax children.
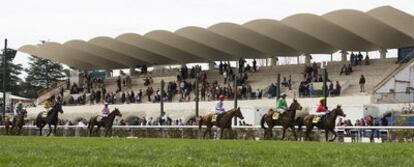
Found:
<box><xmin>14</xmin><ymin>5</ymin><xmax>414</xmax><ymax>127</ymax></box>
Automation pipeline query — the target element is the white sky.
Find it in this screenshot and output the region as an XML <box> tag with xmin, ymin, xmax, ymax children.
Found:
<box><xmin>1</xmin><ymin>0</ymin><xmax>413</xmax><ymax>77</ymax></box>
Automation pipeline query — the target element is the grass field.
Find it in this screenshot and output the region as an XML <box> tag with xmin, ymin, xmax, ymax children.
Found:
<box><xmin>0</xmin><ymin>136</ymin><xmax>413</xmax><ymax>167</ymax></box>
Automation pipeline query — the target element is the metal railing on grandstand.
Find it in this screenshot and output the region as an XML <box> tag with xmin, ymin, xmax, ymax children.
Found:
<box><xmin>373</xmin><ymin>92</ymin><xmax>414</xmax><ymax>104</ymax></box>
<box><xmin>1</xmin><ymin>125</ymin><xmax>414</xmax><ymax>143</ymax></box>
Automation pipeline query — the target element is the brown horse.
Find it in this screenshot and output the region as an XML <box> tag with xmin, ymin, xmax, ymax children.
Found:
<box><xmin>260</xmin><ymin>99</ymin><xmax>303</xmax><ymax>140</ymax></box>
<box><xmin>198</xmin><ymin>107</ymin><xmax>244</xmax><ymax>139</ymax></box>
<box><xmin>5</xmin><ymin>109</ymin><xmax>28</xmax><ymax>135</ymax></box>
<box><xmin>36</xmin><ymin>102</ymin><xmax>64</xmax><ymax>136</ymax></box>
<box><xmin>88</xmin><ymin>108</ymin><xmax>122</xmax><ymax>137</ymax></box>
<box><xmin>303</xmin><ymin>105</ymin><xmax>346</xmax><ymax>141</ymax></box>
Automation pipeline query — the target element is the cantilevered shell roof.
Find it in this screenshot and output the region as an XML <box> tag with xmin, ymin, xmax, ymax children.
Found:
<box><xmin>19</xmin><ymin>6</ymin><xmax>414</xmax><ymax>70</ymax></box>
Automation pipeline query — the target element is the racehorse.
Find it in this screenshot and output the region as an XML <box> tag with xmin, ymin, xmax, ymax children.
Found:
<box><xmin>260</xmin><ymin>99</ymin><xmax>303</xmax><ymax>140</ymax></box>
<box><xmin>87</xmin><ymin>108</ymin><xmax>122</xmax><ymax>137</ymax></box>
<box><xmin>303</xmin><ymin>105</ymin><xmax>346</xmax><ymax>141</ymax></box>
<box><xmin>199</xmin><ymin>107</ymin><xmax>244</xmax><ymax>139</ymax></box>
<box><xmin>5</xmin><ymin>109</ymin><xmax>28</xmax><ymax>135</ymax></box>
<box><xmin>35</xmin><ymin>102</ymin><xmax>64</xmax><ymax>136</ymax></box>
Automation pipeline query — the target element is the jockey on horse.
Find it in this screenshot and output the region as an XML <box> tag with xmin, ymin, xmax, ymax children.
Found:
<box><xmin>100</xmin><ymin>102</ymin><xmax>110</xmax><ymax>122</ymax></box>
<box><xmin>213</xmin><ymin>95</ymin><xmax>225</xmax><ymax>123</ymax></box>
<box><xmin>13</xmin><ymin>101</ymin><xmax>24</xmax><ymax>125</ymax></box>
<box><xmin>313</xmin><ymin>97</ymin><xmax>328</xmax><ymax>123</ymax></box>
<box><xmin>276</xmin><ymin>93</ymin><xmax>288</xmax><ymax>113</ymax></box>
<box><xmin>275</xmin><ymin>93</ymin><xmax>288</xmax><ymax>119</ymax></box>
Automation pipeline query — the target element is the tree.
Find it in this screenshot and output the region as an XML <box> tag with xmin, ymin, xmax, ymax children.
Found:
<box><xmin>0</xmin><ymin>49</ymin><xmax>23</xmax><ymax>95</ymax></box>
<box><xmin>25</xmin><ymin>55</ymin><xmax>66</xmax><ymax>90</ymax></box>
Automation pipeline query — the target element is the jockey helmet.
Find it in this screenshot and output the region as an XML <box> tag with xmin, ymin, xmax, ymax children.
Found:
<box><xmin>320</xmin><ymin>97</ymin><xmax>326</xmax><ymax>102</ymax></box>
<box><xmin>219</xmin><ymin>95</ymin><xmax>225</xmax><ymax>100</ymax></box>
<box><xmin>280</xmin><ymin>93</ymin><xmax>287</xmax><ymax>97</ymax></box>
<box><xmin>104</xmin><ymin>102</ymin><xmax>109</xmax><ymax>106</ymax></box>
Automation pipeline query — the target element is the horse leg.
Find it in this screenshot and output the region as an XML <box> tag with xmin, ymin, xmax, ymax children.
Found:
<box><xmin>325</xmin><ymin>130</ymin><xmax>329</xmax><ymax>142</ymax></box>
<box><xmin>329</xmin><ymin>129</ymin><xmax>337</xmax><ymax>142</ymax></box>
<box><xmin>220</xmin><ymin>128</ymin><xmax>224</xmax><ymax>139</ymax></box>
<box><xmin>53</xmin><ymin>124</ymin><xmax>58</xmax><ymax>136</ymax></box>
<box><xmin>47</xmin><ymin>124</ymin><xmax>52</xmax><ymax>136</ymax></box>
<box><xmin>291</xmin><ymin>126</ymin><xmax>297</xmax><ymax>141</ymax></box>
<box><xmin>281</xmin><ymin>127</ymin><xmax>286</xmax><ymax>140</ymax></box>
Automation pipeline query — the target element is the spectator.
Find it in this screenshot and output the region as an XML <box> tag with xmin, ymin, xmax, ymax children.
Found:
<box><xmin>340</xmin><ymin>64</ymin><xmax>346</xmax><ymax>75</ymax></box>
<box><xmin>121</xmin><ymin>92</ymin><xmax>126</xmax><ymax>104</ymax></box>
<box><xmin>116</xmin><ymin>76</ymin><xmax>121</xmax><ymax>92</ymax></box>
<box><xmin>252</xmin><ymin>59</ymin><xmax>257</xmax><ymax>72</ymax></box>
<box><xmin>335</xmin><ymin>81</ymin><xmax>341</xmax><ymax>96</ymax></box>
<box><xmin>146</xmin><ymin>87</ymin><xmax>153</xmax><ymax>102</ymax></box>
<box><xmin>328</xmin><ymin>81</ymin><xmax>334</xmax><ymax>96</ymax></box>
<box><xmin>365</xmin><ymin>54</ymin><xmax>370</xmax><ymax>65</ymax></box>
<box><xmin>359</xmin><ymin>75</ymin><xmax>366</xmax><ymax>93</ymax></box>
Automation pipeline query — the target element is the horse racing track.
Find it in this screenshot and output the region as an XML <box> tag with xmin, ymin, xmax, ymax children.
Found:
<box><xmin>0</xmin><ymin>136</ymin><xmax>413</xmax><ymax>167</ymax></box>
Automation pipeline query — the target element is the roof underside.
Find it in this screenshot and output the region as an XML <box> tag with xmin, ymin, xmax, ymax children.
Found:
<box><xmin>18</xmin><ymin>6</ymin><xmax>414</xmax><ymax>70</ymax></box>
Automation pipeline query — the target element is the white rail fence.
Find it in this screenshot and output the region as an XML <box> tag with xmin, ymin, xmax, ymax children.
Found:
<box><xmin>1</xmin><ymin>125</ymin><xmax>414</xmax><ymax>143</ymax></box>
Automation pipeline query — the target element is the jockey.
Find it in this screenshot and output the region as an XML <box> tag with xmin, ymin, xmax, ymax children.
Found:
<box><xmin>43</xmin><ymin>99</ymin><xmax>51</xmax><ymax>111</ymax></box>
<box><xmin>315</xmin><ymin>97</ymin><xmax>328</xmax><ymax>116</ymax></box>
<box><xmin>215</xmin><ymin>95</ymin><xmax>225</xmax><ymax>115</ymax></box>
<box><xmin>101</xmin><ymin>102</ymin><xmax>110</xmax><ymax>118</ymax></box>
<box><xmin>276</xmin><ymin>93</ymin><xmax>288</xmax><ymax>114</ymax></box>
<box><xmin>14</xmin><ymin>101</ymin><xmax>24</xmax><ymax>116</ymax></box>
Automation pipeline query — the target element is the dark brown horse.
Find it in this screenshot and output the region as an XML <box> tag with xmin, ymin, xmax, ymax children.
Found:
<box><xmin>88</xmin><ymin>108</ymin><xmax>122</xmax><ymax>137</ymax></box>
<box><xmin>260</xmin><ymin>99</ymin><xmax>303</xmax><ymax>140</ymax></box>
<box><xmin>199</xmin><ymin>107</ymin><xmax>244</xmax><ymax>139</ymax></box>
<box><xmin>5</xmin><ymin>109</ymin><xmax>28</xmax><ymax>135</ymax></box>
<box><xmin>36</xmin><ymin>102</ymin><xmax>64</xmax><ymax>136</ymax></box>
<box><xmin>303</xmin><ymin>105</ymin><xmax>346</xmax><ymax>141</ymax></box>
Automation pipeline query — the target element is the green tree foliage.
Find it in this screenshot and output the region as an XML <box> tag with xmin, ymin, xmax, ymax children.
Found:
<box><xmin>0</xmin><ymin>49</ymin><xmax>23</xmax><ymax>95</ymax></box>
<box><xmin>25</xmin><ymin>55</ymin><xmax>66</xmax><ymax>94</ymax></box>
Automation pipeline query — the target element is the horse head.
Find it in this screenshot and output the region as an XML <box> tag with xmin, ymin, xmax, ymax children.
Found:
<box><xmin>54</xmin><ymin>102</ymin><xmax>64</xmax><ymax>114</ymax></box>
<box><xmin>235</xmin><ymin>107</ymin><xmax>244</xmax><ymax>120</ymax></box>
<box><xmin>333</xmin><ymin>105</ymin><xmax>346</xmax><ymax>117</ymax></box>
<box><xmin>113</xmin><ymin>108</ymin><xmax>122</xmax><ymax>117</ymax></box>
<box><xmin>21</xmin><ymin>109</ymin><xmax>28</xmax><ymax>117</ymax></box>
<box><xmin>290</xmin><ymin>99</ymin><xmax>303</xmax><ymax>111</ymax></box>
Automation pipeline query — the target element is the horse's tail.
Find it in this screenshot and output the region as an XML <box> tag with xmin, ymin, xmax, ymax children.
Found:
<box><xmin>260</xmin><ymin>115</ymin><xmax>267</xmax><ymax>130</ymax></box>
<box><xmin>198</xmin><ymin>117</ymin><xmax>203</xmax><ymax>131</ymax></box>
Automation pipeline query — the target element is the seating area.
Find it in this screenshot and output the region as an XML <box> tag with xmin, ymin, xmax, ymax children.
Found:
<box><xmin>37</xmin><ymin>58</ymin><xmax>399</xmax><ymax>107</ymax></box>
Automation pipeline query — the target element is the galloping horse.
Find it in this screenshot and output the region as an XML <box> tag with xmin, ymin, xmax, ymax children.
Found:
<box><xmin>303</xmin><ymin>105</ymin><xmax>346</xmax><ymax>141</ymax></box>
<box><xmin>199</xmin><ymin>107</ymin><xmax>244</xmax><ymax>139</ymax></box>
<box><xmin>5</xmin><ymin>109</ymin><xmax>28</xmax><ymax>135</ymax></box>
<box><xmin>35</xmin><ymin>102</ymin><xmax>64</xmax><ymax>136</ymax></box>
<box><xmin>88</xmin><ymin>108</ymin><xmax>122</xmax><ymax>137</ymax></box>
<box><xmin>260</xmin><ymin>99</ymin><xmax>303</xmax><ymax>140</ymax></box>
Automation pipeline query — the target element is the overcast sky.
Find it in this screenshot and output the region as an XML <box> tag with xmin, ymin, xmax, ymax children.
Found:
<box><xmin>1</xmin><ymin>0</ymin><xmax>413</xmax><ymax>76</ymax></box>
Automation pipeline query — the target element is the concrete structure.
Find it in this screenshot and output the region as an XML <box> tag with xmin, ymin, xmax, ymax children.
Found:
<box><xmin>374</xmin><ymin>59</ymin><xmax>414</xmax><ymax>103</ymax></box>
<box><xmin>18</xmin><ymin>6</ymin><xmax>414</xmax><ymax>70</ymax></box>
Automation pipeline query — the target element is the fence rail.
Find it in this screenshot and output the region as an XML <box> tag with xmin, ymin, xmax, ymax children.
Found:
<box><xmin>1</xmin><ymin>125</ymin><xmax>414</xmax><ymax>143</ymax></box>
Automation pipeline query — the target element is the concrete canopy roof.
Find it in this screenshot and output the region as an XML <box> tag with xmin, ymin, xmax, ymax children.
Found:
<box><xmin>18</xmin><ymin>6</ymin><xmax>414</xmax><ymax>70</ymax></box>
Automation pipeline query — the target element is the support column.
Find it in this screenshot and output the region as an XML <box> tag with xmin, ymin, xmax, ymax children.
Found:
<box><xmin>340</xmin><ymin>50</ymin><xmax>348</xmax><ymax>62</ymax></box>
<box><xmin>160</xmin><ymin>80</ymin><xmax>164</xmax><ymax>117</ymax></box>
<box><xmin>195</xmin><ymin>76</ymin><xmax>199</xmax><ymax>117</ymax></box>
<box><xmin>105</xmin><ymin>69</ymin><xmax>112</xmax><ymax>78</ymax></box>
<box><xmin>297</xmin><ymin>56</ymin><xmax>300</xmax><ymax>64</ymax></box>
<box><xmin>233</xmin><ymin>75</ymin><xmax>238</xmax><ymax>126</ymax></box>
<box><xmin>271</xmin><ymin>57</ymin><xmax>278</xmax><ymax>69</ymax></box>
<box><xmin>208</xmin><ymin>62</ymin><xmax>215</xmax><ymax>70</ymax></box>
<box><xmin>305</xmin><ymin>54</ymin><xmax>311</xmax><ymax>64</ymax></box>
<box><xmin>380</xmin><ymin>48</ymin><xmax>387</xmax><ymax>59</ymax></box>
<box><xmin>129</xmin><ymin>67</ymin><xmax>135</xmax><ymax>76</ymax></box>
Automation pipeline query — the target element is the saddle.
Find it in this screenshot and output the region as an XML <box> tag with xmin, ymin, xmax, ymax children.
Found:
<box><xmin>272</xmin><ymin>112</ymin><xmax>281</xmax><ymax>120</ymax></box>
<box><xmin>212</xmin><ymin>113</ymin><xmax>221</xmax><ymax>123</ymax></box>
<box><xmin>40</xmin><ymin>112</ymin><xmax>48</xmax><ymax>118</ymax></box>
<box><xmin>312</xmin><ymin>114</ymin><xmax>326</xmax><ymax>124</ymax></box>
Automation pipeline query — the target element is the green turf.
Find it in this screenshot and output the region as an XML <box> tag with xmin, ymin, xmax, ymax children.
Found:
<box><xmin>0</xmin><ymin>136</ymin><xmax>413</xmax><ymax>167</ymax></box>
